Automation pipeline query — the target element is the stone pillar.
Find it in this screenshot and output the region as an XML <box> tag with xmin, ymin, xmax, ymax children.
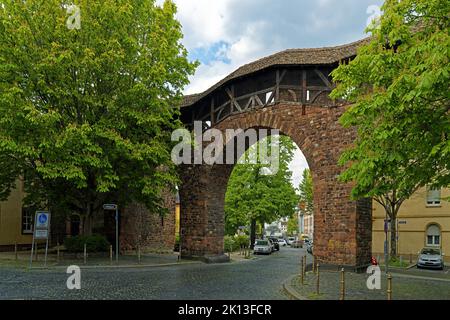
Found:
<box><xmin>179</xmin><ymin>163</ymin><xmax>232</xmax><ymax>263</ymax></box>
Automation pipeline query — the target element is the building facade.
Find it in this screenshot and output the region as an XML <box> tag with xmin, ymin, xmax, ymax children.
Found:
<box><xmin>0</xmin><ymin>179</ymin><xmax>177</xmax><ymax>252</ymax></box>
<box><xmin>0</xmin><ymin>180</ymin><xmax>33</xmax><ymax>250</ymax></box>
<box><xmin>372</xmin><ymin>187</ymin><xmax>450</xmax><ymax>262</ymax></box>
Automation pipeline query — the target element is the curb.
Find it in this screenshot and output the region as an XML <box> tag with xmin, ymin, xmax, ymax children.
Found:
<box><xmin>282</xmin><ymin>275</ymin><xmax>309</xmax><ymax>300</ymax></box>
<box><xmin>30</xmin><ymin>261</ymin><xmax>201</xmax><ymax>271</ymax></box>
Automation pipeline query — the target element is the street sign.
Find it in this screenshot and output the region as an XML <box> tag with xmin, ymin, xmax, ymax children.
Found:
<box><xmin>103</xmin><ymin>204</ymin><xmax>118</xmax><ymax>210</ymax></box>
<box><xmin>30</xmin><ymin>211</ymin><xmax>51</xmax><ymax>268</ymax></box>
<box><xmin>35</xmin><ymin>211</ymin><xmax>50</xmax><ymax>229</ymax></box>
<box><xmin>35</xmin><ymin>229</ymin><xmax>49</xmax><ymax>239</ymax></box>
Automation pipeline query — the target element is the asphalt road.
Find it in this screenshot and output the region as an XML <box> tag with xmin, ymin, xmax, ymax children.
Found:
<box><xmin>0</xmin><ymin>247</ymin><xmax>308</xmax><ymax>300</ymax></box>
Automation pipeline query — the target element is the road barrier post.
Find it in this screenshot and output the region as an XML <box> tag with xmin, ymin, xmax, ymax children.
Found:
<box><xmin>340</xmin><ymin>268</ymin><xmax>345</xmax><ymax>300</ymax></box>
<box><xmin>387</xmin><ymin>274</ymin><xmax>392</xmax><ymax>300</ymax></box>
<box><xmin>316</xmin><ymin>263</ymin><xmax>320</xmax><ymax>295</ymax></box>
<box><xmin>300</xmin><ymin>256</ymin><xmax>304</xmax><ymax>285</ymax></box>
<box><xmin>83</xmin><ymin>243</ymin><xmax>87</xmax><ymax>265</ymax></box>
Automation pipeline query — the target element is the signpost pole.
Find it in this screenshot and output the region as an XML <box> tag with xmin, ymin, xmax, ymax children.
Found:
<box><xmin>104</xmin><ymin>204</ymin><xmax>119</xmax><ymax>263</ymax></box>
<box><xmin>44</xmin><ymin>215</ymin><xmax>50</xmax><ymax>268</ymax></box>
<box><xmin>29</xmin><ymin>226</ymin><xmax>35</xmax><ymax>269</ymax></box>
<box><xmin>115</xmin><ymin>206</ymin><xmax>119</xmax><ymax>263</ymax></box>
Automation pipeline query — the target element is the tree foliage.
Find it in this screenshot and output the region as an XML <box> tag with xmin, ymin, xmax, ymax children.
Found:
<box><xmin>298</xmin><ymin>169</ymin><xmax>313</xmax><ymax>215</ymax></box>
<box><xmin>0</xmin><ymin>0</ymin><xmax>196</xmax><ymax>233</ymax></box>
<box><xmin>224</xmin><ymin>136</ymin><xmax>299</xmax><ymax>235</ymax></box>
<box><xmin>330</xmin><ymin>0</ymin><xmax>449</xmax><ymax>256</ymax></box>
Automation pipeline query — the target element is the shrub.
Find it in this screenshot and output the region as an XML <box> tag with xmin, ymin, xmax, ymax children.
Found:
<box><xmin>224</xmin><ymin>235</ymin><xmax>235</xmax><ymax>253</ymax></box>
<box><xmin>224</xmin><ymin>235</ymin><xmax>250</xmax><ymax>252</ymax></box>
<box><xmin>64</xmin><ymin>234</ymin><xmax>110</xmax><ymax>253</ymax></box>
<box><xmin>235</xmin><ymin>235</ymin><xmax>250</xmax><ymax>248</ymax></box>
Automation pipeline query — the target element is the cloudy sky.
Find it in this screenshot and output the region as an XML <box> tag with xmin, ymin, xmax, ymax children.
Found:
<box><xmin>161</xmin><ymin>0</ymin><xmax>384</xmax><ymax>187</ymax></box>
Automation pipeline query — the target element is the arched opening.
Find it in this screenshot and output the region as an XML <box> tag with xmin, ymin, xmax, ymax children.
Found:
<box><xmin>223</xmin><ymin>133</ymin><xmax>311</xmax><ymax>254</ymax></box>
<box><xmin>426</xmin><ymin>224</ymin><xmax>441</xmax><ymax>247</ymax></box>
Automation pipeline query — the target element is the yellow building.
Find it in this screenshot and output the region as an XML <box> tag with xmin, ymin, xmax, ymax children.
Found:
<box><xmin>0</xmin><ymin>180</ymin><xmax>33</xmax><ymax>249</ymax></box>
<box><xmin>372</xmin><ymin>187</ymin><xmax>450</xmax><ymax>263</ymax></box>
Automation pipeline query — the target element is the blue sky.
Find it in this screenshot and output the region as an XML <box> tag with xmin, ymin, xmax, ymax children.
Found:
<box><xmin>159</xmin><ymin>0</ymin><xmax>385</xmax><ymax>187</ymax></box>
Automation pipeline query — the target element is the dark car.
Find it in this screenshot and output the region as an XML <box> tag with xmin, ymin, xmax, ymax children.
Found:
<box><xmin>306</xmin><ymin>241</ymin><xmax>313</xmax><ymax>254</ymax></box>
<box><xmin>268</xmin><ymin>238</ymin><xmax>280</xmax><ymax>251</ymax></box>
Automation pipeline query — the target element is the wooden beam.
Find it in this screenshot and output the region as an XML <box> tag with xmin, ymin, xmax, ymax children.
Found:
<box><xmin>276</xmin><ymin>70</ymin><xmax>280</xmax><ymax>102</ymax></box>
<box><xmin>210</xmin><ymin>97</ymin><xmax>215</xmax><ymax>125</ymax></box>
<box><xmin>254</xmin><ymin>95</ymin><xmax>264</xmax><ymax>107</ymax></box>
<box><xmin>302</xmin><ymin>70</ymin><xmax>307</xmax><ymax>104</ymax></box>
<box><xmin>314</xmin><ymin>69</ymin><xmax>332</xmax><ymax>88</ymax></box>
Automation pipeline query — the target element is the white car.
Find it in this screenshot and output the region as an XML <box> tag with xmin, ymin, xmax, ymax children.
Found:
<box><xmin>253</xmin><ymin>239</ymin><xmax>272</xmax><ymax>255</ymax></box>
<box><xmin>277</xmin><ymin>239</ymin><xmax>287</xmax><ymax>246</ymax></box>
<box><xmin>286</xmin><ymin>237</ymin><xmax>296</xmax><ymax>245</ymax></box>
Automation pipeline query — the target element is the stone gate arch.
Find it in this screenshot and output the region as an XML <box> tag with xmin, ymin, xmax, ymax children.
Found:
<box><xmin>178</xmin><ymin>38</ymin><xmax>372</xmax><ymax>270</ymax></box>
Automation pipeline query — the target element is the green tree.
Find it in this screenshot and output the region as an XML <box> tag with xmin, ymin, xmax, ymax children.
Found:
<box><xmin>298</xmin><ymin>169</ymin><xmax>313</xmax><ymax>215</ymax></box>
<box><xmin>330</xmin><ymin>0</ymin><xmax>449</xmax><ymax>257</ymax></box>
<box><xmin>286</xmin><ymin>213</ymin><xmax>298</xmax><ymax>236</ymax></box>
<box><xmin>225</xmin><ymin>136</ymin><xmax>299</xmax><ymax>247</ymax></box>
<box><xmin>0</xmin><ymin>0</ymin><xmax>196</xmax><ymax>234</ymax></box>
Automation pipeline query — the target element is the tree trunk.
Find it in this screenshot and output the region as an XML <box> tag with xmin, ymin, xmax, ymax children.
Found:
<box><xmin>250</xmin><ymin>218</ymin><xmax>257</xmax><ymax>249</ymax></box>
<box><xmin>390</xmin><ymin>216</ymin><xmax>397</xmax><ymax>258</ymax></box>
<box><xmin>82</xmin><ymin>203</ymin><xmax>94</xmax><ymax>236</ymax></box>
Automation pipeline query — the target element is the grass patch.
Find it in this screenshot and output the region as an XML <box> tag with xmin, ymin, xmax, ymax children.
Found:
<box><xmin>307</xmin><ymin>293</ymin><xmax>324</xmax><ymax>300</ymax></box>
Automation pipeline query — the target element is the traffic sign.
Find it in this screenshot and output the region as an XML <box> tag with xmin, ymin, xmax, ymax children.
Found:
<box><xmin>35</xmin><ymin>229</ymin><xmax>49</xmax><ymax>239</ymax></box>
<box><xmin>35</xmin><ymin>211</ymin><xmax>50</xmax><ymax>229</ymax></box>
<box><xmin>103</xmin><ymin>204</ymin><xmax>118</xmax><ymax>210</ymax></box>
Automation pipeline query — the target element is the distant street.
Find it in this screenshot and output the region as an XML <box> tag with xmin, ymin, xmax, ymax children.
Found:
<box><xmin>0</xmin><ymin>247</ymin><xmax>309</xmax><ymax>300</ymax></box>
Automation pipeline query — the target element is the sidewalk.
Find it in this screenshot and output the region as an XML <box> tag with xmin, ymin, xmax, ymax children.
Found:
<box><xmin>285</xmin><ymin>270</ymin><xmax>450</xmax><ymax>300</ymax></box>
<box><xmin>0</xmin><ymin>250</ymin><xmax>198</xmax><ymax>269</ymax></box>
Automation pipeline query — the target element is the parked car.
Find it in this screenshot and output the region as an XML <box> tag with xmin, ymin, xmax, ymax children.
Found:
<box><xmin>291</xmin><ymin>240</ymin><xmax>304</xmax><ymax>248</ymax></box>
<box><xmin>286</xmin><ymin>237</ymin><xmax>296</xmax><ymax>245</ymax></box>
<box><xmin>306</xmin><ymin>241</ymin><xmax>313</xmax><ymax>254</ymax></box>
<box><xmin>277</xmin><ymin>239</ymin><xmax>287</xmax><ymax>247</ymax></box>
<box><xmin>268</xmin><ymin>238</ymin><xmax>280</xmax><ymax>251</ymax></box>
<box><xmin>253</xmin><ymin>239</ymin><xmax>272</xmax><ymax>255</ymax></box>
<box><xmin>417</xmin><ymin>247</ymin><xmax>445</xmax><ymax>270</ymax></box>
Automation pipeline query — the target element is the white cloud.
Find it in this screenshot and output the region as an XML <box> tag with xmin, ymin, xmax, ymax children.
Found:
<box><xmin>172</xmin><ymin>0</ymin><xmax>384</xmax><ymax>95</ymax></box>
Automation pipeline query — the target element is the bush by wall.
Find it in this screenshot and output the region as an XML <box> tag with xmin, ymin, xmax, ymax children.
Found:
<box><xmin>224</xmin><ymin>235</ymin><xmax>250</xmax><ymax>253</ymax></box>
<box><xmin>64</xmin><ymin>234</ymin><xmax>110</xmax><ymax>253</ymax></box>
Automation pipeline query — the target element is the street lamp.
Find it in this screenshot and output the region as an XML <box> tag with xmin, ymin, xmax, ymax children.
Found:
<box><xmin>103</xmin><ymin>204</ymin><xmax>119</xmax><ymax>263</ymax></box>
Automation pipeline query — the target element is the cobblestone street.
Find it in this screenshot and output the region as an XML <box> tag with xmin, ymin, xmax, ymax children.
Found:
<box><xmin>0</xmin><ymin>248</ymin><xmax>309</xmax><ymax>300</ymax></box>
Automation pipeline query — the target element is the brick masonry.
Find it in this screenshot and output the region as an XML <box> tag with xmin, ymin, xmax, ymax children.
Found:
<box><xmin>120</xmin><ymin>192</ymin><xmax>176</xmax><ymax>253</ymax></box>
<box><xmin>179</xmin><ymin>103</ymin><xmax>372</xmax><ymax>268</ymax></box>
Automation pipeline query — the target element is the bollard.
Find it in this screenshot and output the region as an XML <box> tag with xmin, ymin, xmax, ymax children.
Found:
<box><xmin>300</xmin><ymin>256</ymin><xmax>304</xmax><ymax>285</ymax></box>
<box><xmin>14</xmin><ymin>242</ymin><xmax>18</xmax><ymax>261</ymax></box>
<box><xmin>387</xmin><ymin>274</ymin><xmax>392</xmax><ymax>300</ymax></box>
<box><xmin>83</xmin><ymin>243</ymin><xmax>87</xmax><ymax>265</ymax></box>
<box><xmin>316</xmin><ymin>263</ymin><xmax>320</xmax><ymax>295</ymax></box>
<box><xmin>303</xmin><ymin>256</ymin><xmax>307</xmax><ymax>277</ymax></box>
<box><xmin>110</xmin><ymin>245</ymin><xmax>113</xmax><ymax>265</ymax></box>
<box><xmin>340</xmin><ymin>268</ymin><xmax>345</xmax><ymax>300</ymax></box>
<box><xmin>409</xmin><ymin>253</ymin><xmax>412</xmax><ymax>264</ymax></box>
<box><xmin>400</xmin><ymin>256</ymin><xmax>403</xmax><ymax>267</ymax></box>
<box><xmin>57</xmin><ymin>242</ymin><xmax>60</xmax><ymax>263</ymax></box>
<box><xmin>138</xmin><ymin>244</ymin><xmax>141</xmax><ymax>264</ymax></box>
<box><xmin>35</xmin><ymin>243</ymin><xmax>38</xmax><ymax>261</ymax></box>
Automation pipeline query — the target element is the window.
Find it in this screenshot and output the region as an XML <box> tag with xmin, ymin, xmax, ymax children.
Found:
<box><xmin>426</xmin><ymin>224</ymin><xmax>441</xmax><ymax>247</ymax></box>
<box><xmin>426</xmin><ymin>187</ymin><xmax>441</xmax><ymax>206</ymax></box>
<box><xmin>22</xmin><ymin>207</ymin><xmax>33</xmax><ymax>234</ymax></box>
